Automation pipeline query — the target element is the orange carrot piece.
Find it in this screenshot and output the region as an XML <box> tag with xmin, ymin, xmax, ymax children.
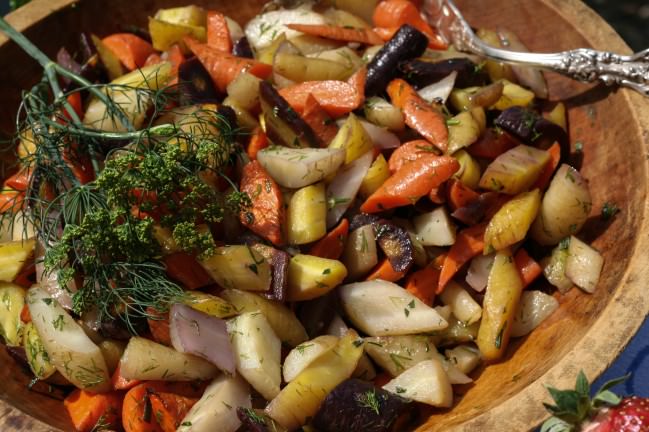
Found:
<box><xmin>366</xmin><ymin>258</ymin><xmax>406</xmax><ymax>282</ymax></box>
<box><xmin>347</xmin><ymin>66</ymin><xmax>367</xmax><ymax>107</ymax></box>
<box><xmin>162</xmin><ymin>44</ymin><xmax>185</xmax><ymax>76</ymax></box>
<box><xmin>64</xmin><ymin>389</ymin><xmax>123</xmax><ymax>432</ymax></box>
<box><xmin>185</xmin><ymin>37</ymin><xmax>272</xmax><ymax>93</ymax></box>
<box><xmin>123</xmin><ymin>384</ymin><xmax>163</xmax><ymax>432</ymax></box>
<box><xmin>514</xmin><ymin>248</ymin><xmax>543</xmax><ymax>288</ymax></box>
<box><xmin>63</xmin><ymin>142</ymin><xmax>95</xmax><ymax>185</ymax></box>
<box><xmin>4</xmin><ymin>168</ymin><xmax>31</xmax><ymax>192</ymax></box>
<box><xmin>387</xmin><ymin>79</ymin><xmax>448</xmax><ymax>152</ymax></box>
<box><xmin>387</xmin><ymin>139</ymin><xmax>436</xmax><ymax>173</ymax></box>
<box><xmin>150</xmin><ymin>391</ymin><xmax>199</xmax><ymax>432</ymax></box>
<box><xmin>163</xmin><ymin>252</ymin><xmax>213</xmax><ymax>290</ymax></box>
<box><xmin>308</xmin><ymin>218</ymin><xmax>349</xmax><ymax>260</ymax></box>
<box><xmin>438</xmin><ymin>223</ymin><xmax>487</xmax><ymax>292</ymax></box>
<box><xmin>13</xmin><ymin>262</ymin><xmax>35</xmax><ymax>289</ymax></box>
<box><xmin>112</xmin><ymin>365</ymin><xmax>142</xmax><ymax>391</ymax></box>
<box><xmin>206</xmin><ymin>11</ymin><xmax>232</xmax><ymax>52</ymax></box>
<box><xmin>372</xmin><ymin>0</ymin><xmax>447</xmax><ymax>49</ymax></box>
<box><xmin>447</xmin><ymin>179</ymin><xmax>480</xmax><ymax>211</ymax></box>
<box><xmin>360</xmin><ymin>154</ymin><xmax>459</xmax><ymax>213</ymax></box>
<box><xmin>467</xmin><ymin>128</ymin><xmax>518</xmax><ymax>159</ymax></box>
<box><xmin>146</xmin><ymin>308</ymin><xmax>172</xmax><ymax>346</ymax></box>
<box><xmin>532</xmin><ymin>142</ymin><xmax>561</xmax><ymax>190</ymax></box>
<box><xmin>239</xmin><ymin>160</ymin><xmax>285</xmax><ymax>246</ymax></box>
<box><xmin>20</xmin><ymin>303</ymin><xmax>31</xmax><ymax>323</ymax></box>
<box><xmin>286</xmin><ymin>23</ymin><xmax>383</xmax><ymax>45</ymax></box>
<box><xmin>301</xmin><ymin>93</ymin><xmax>339</xmax><ymax>146</ymax></box>
<box><xmin>102</xmin><ymin>33</ymin><xmax>155</xmax><ymax>71</ymax></box>
<box><xmin>405</xmin><ymin>265</ymin><xmax>440</xmax><ymax>306</ymax></box>
<box><xmin>0</xmin><ymin>191</ymin><xmax>24</xmax><ymax>214</ymax></box>
<box><xmin>373</xmin><ymin>26</ymin><xmax>400</xmax><ymax>42</ymax></box>
<box><xmin>246</xmin><ymin>127</ymin><xmax>270</xmax><ymax>160</ymax></box>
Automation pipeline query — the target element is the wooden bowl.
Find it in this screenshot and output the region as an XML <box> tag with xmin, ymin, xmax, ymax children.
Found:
<box><xmin>1</xmin><ymin>0</ymin><xmax>648</xmax><ymax>430</ymax></box>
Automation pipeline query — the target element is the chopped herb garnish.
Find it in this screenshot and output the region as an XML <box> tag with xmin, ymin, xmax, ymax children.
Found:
<box><xmin>356</xmin><ymin>390</ymin><xmax>381</xmax><ymax>415</ymax></box>
<box><xmin>295</xmin><ymin>343</ymin><xmax>313</xmax><ymax>354</ymax></box>
<box><xmin>241</xmin><ymin>407</ymin><xmax>266</xmax><ymax>425</ymax></box>
<box><xmin>495</xmin><ymin>322</ymin><xmax>506</xmax><ymax>349</ymax></box>
<box><xmin>396</xmin><ymin>386</ymin><xmax>407</xmax><ymax>394</ymax></box>
<box><xmin>601</xmin><ymin>202</ymin><xmax>620</xmax><ymax>221</ymax></box>
<box><xmin>574</xmin><ymin>141</ymin><xmax>584</xmax><ymax>153</ymax></box>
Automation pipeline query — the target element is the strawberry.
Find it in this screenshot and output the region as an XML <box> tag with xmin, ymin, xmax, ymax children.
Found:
<box><xmin>542</xmin><ymin>371</ymin><xmax>649</xmax><ymax>432</ymax></box>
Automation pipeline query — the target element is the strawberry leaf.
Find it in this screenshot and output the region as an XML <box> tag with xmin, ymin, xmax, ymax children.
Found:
<box><xmin>541</xmin><ymin>416</ymin><xmax>574</xmax><ymax>432</ymax></box>
<box><xmin>592</xmin><ymin>389</ymin><xmax>622</xmax><ymax>407</ymax></box>
<box><xmin>595</xmin><ymin>373</ymin><xmax>630</xmax><ymax>394</ymax></box>
<box><xmin>575</xmin><ymin>371</ymin><xmax>590</xmax><ymax>397</ymax></box>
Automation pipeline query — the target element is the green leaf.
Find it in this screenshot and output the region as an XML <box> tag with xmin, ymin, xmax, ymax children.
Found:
<box><xmin>541</xmin><ymin>417</ymin><xmax>573</xmax><ymax>432</ymax></box>
<box><xmin>575</xmin><ymin>371</ymin><xmax>590</xmax><ymax>397</ymax></box>
<box><xmin>595</xmin><ymin>373</ymin><xmax>630</xmax><ymax>394</ymax></box>
<box><xmin>593</xmin><ymin>389</ymin><xmax>622</xmax><ymax>407</ymax></box>
<box><xmin>546</xmin><ymin>387</ymin><xmax>580</xmax><ymax>412</ymax></box>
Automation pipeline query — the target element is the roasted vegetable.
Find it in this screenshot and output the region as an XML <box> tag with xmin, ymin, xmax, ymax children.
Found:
<box><xmin>494</xmin><ymin>106</ymin><xmax>569</xmax><ymax>152</ymax></box>
<box><xmin>27</xmin><ymin>286</ymin><xmax>111</xmax><ymax>392</ymax></box>
<box><xmin>542</xmin><ymin>241</ymin><xmax>573</xmax><ymax>293</ymax></box>
<box><xmin>412</xmin><ymin>207</ymin><xmax>456</xmax><ymax>247</ymax></box>
<box><xmin>220</xmin><ymin>289</ymin><xmax>308</xmax><ymax>347</ymax></box>
<box><xmin>260</xmin><ymin>81</ymin><xmax>321</xmax><ymax>148</ymax></box>
<box><xmin>374</xmin><ymin>221</ymin><xmax>415</xmax><ymax>273</ymax></box>
<box><xmin>340</xmin><ymin>280</ymin><xmax>448</xmax><ymax>336</ymax></box>
<box><xmin>200</xmin><ymin>245</ymin><xmax>271</xmax><ymax>292</ymax></box>
<box><xmin>439</xmin><ymin>282</ymin><xmax>482</xmax><ymax>325</ymax></box>
<box><xmin>238</xmin><ymin>408</ymin><xmax>287</xmax><ymax>432</ymax></box>
<box><xmin>0</xmin><ymin>238</ymin><xmax>35</xmax><ymax>282</ymax></box>
<box><xmin>479</xmin><ymin>145</ymin><xmax>550</xmax><ymax>195</ymax></box>
<box><xmin>0</xmin><ymin>282</ymin><xmax>25</xmax><ymax>346</ymax></box>
<box><xmin>326</xmin><ymin>151</ymin><xmax>373</xmax><ymax>228</ymax></box>
<box><xmin>275</xmin><ymin>52</ymin><xmax>353</xmax><ymax>81</ymax></box>
<box><xmin>364</xmin><ymin>335</ymin><xmax>437</xmax><ymax>376</ymax></box>
<box><xmin>149</xmin><ymin>17</ymin><xmax>206</xmax><ymax>52</ymax></box>
<box><xmin>360</xmin><ymin>154</ymin><xmax>391</xmax><ymax>197</ymax></box>
<box><xmin>120</xmin><ymin>336</ymin><xmax>218</xmax><ymax>381</ymax></box>
<box><xmin>364</xmin><ymin>97</ymin><xmax>405</xmax><ymax>131</ymax></box>
<box><xmin>178</xmin><ymin>375</ymin><xmax>251</xmax><ymax>432</ymax></box>
<box><xmin>476</xmin><ymin>249</ymin><xmax>523</xmax><ymax>361</ymax></box>
<box><xmin>283</xmin><ymin>335</ymin><xmax>338</xmax><ymax>382</ymax></box>
<box><xmin>447</xmin><ymin>110</ymin><xmax>482</xmax><ymax>154</ymax></box>
<box><xmin>484</xmin><ymin>189</ymin><xmax>541</xmax><ymax>252</ymax></box>
<box><xmin>531</xmin><ymin>164</ymin><xmax>592</xmax><ymax>245</ymax></box>
<box><xmin>382</xmin><ymin>357</ymin><xmax>453</xmax><ymax>407</ymax></box>
<box><xmin>287</xmin><ymin>183</ymin><xmax>327</xmax><ymax>245</ymax></box>
<box><xmin>287</xmin><ymin>254</ymin><xmax>347</xmax><ymax>301</ymax></box>
<box><xmin>178</xmin><ymin>57</ymin><xmax>221</xmax><ymax>104</ymax></box>
<box><xmin>490</xmin><ymin>80</ymin><xmax>535</xmax><ymax>110</ymax></box>
<box><xmin>565</xmin><ymin>236</ymin><xmax>603</xmax><ymax>293</ymax></box>
<box><xmin>399</xmin><ymin>58</ymin><xmax>488</xmax><ymax>89</ymax></box>
<box><xmin>343</xmin><ymin>225</ymin><xmax>379</xmax><ymax>280</ymax></box>
<box><xmin>444</xmin><ymin>345</ymin><xmax>481</xmax><ymax>375</ymax></box>
<box><xmin>365</xmin><ymin>25</ymin><xmax>428</xmax><ymax>96</ymax></box>
<box><xmin>244</xmin><ymin>4</ymin><xmax>327</xmax><ymax>50</ymax></box>
<box><xmin>250</xmin><ymin>244</ymin><xmax>290</xmax><ymax>301</ymax></box>
<box><xmin>226</xmin><ymin>71</ymin><xmax>262</xmax><ymax>111</ymax></box>
<box><xmin>228</xmin><ymin>312</ymin><xmax>282</xmax><ymax>400</ymax></box>
<box><xmin>184</xmin><ymin>291</ymin><xmax>237</xmax><ymax>318</ymax></box>
<box><xmin>233</xmin><ymin>36</ymin><xmax>254</xmax><ymax>58</ymax></box>
<box><xmin>257</xmin><ymin>146</ymin><xmax>346</xmax><ymax>188</ymax></box>
<box><xmin>23</xmin><ymin>321</ymin><xmax>57</xmax><ymax>380</ymax></box>
<box><xmin>313</xmin><ymin>379</ymin><xmax>412</xmax><ymax>432</ymax></box>
<box><xmin>511</xmin><ymin>291</ymin><xmax>559</xmax><ymax>337</ymax></box>
<box><xmin>329</xmin><ymin>113</ymin><xmax>374</xmax><ymax>164</ymax></box>
<box><xmin>265</xmin><ymin>330</ymin><xmax>364</xmax><ymax>430</ymax></box>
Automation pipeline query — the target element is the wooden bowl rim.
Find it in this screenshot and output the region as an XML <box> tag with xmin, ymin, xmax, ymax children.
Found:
<box><xmin>1</xmin><ymin>0</ymin><xmax>648</xmax><ymax>431</ymax></box>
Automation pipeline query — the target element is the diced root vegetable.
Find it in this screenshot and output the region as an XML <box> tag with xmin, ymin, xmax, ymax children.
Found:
<box><xmin>531</xmin><ymin>164</ymin><xmax>592</xmax><ymax>246</ymax></box>
<box><xmin>444</xmin><ymin>345</ymin><xmax>481</xmax><ymax>375</ymax></box>
<box><xmin>326</xmin><ymin>151</ymin><xmax>373</xmax><ymax>228</ymax></box>
<box><xmin>220</xmin><ymin>289</ymin><xmax>307</xmax><ymax>347</ymax></box>
<box><xmin>227</xmin><ymin>312</ymin><xmax>282</xmax><ymax>400</ymax></box>
<box><xmin>178</xmin><ymin>375</ymin><xmax>251</xmax><ymax>432</ymax></box>
<box><xmin>364</xmin><ymin>335</ymin><xmax>438</xmax><ymax>376</ymax></box>
<box><xmin>0</xmin><ymin>282</ymin><xmax>25</xmax><ymax>346</ymax></box>
<box><xmin>287</xmin><ymin>254</ymin><xmax>347</xmax><ymax>301</ymax></box>
<box><xmin>476</xmin><ymin>249</ymin><xmax>523</xmax><ymax>361</ymax></box>
<box><xmin>542</xmin><ymin>242</ymin><xmax>573</xmax><ymax>293</ymax></box>
<box><xmin>245</xmin><ymin>6</ymin><xmax>327</xmax><ymax>50</ymax></box>
<box><xmin>200</xmin><ymin>245</ymin><xmax>271</xmax><ymax>292</ymax></box>
<box><xmin>339</xmin><ymin>280</ymin><xmax>448</xmax><ymax>336</ymax></box>
<box><xmin>466</xmin><ymin>254</ymin><xmax>495</xmax><ymax>292</ymax></box>
<box><xmin>287</xmin><ymin>183</ymin><xmax>327</xmax><ymax>245</ymax></box>
<box><xmin>23</xmin><ymin>321</ymin><xmax>56</xmax><ymax>379</ymax></box>
<box><xmin>342</xmin><ymin>225</ymin><xmax>379</xmax><ymax>280</ymax></box>
<box><xmin>283</xmin><ymin>335</ymin><xmax>339</xmax><ymax>382</ymax></box>
<box><xmin>479</xmin><ymin>145</ymin><xmax>550</xmax><ymax>195</ymax></box>
<box><xmin>329</xmin><ymin>113</ymin><xmax>374</xmax><ymax>164</ymax></box>
<box><xmin>412</xmin><ymin>207</ymin><xmax>457</xmax><ymax>247</ymax></box>
<box><xmin>439</xmin><ymin>282</ymin><xmax>482</xmax><ymax>325</ymax></box>
<box><xmin>0</xmin><ymin>238</ymin><xmax>35</xmax><ymax>282</ymax></box>
<box><xmin>383</xmin><ymin>358</ymin><xmax>453</xmax><ymax>407</ymax></box>
<box><xmin>565</xmin><ymin>236</ymin><xmax>603</xmax><ymax>293</ymax></box>
<box><xmin>27</xmin><ymin>287</ymin><xmax>111</xmax><ymax>392</ymax></box>
<box><xmin>265</xmin><ymin>330</ymin><xmax>363</xmax><ymax>430</ymax></box>
<box><xmin>119</xmin><ymin>336</ymin><xmax>218</xmax><ymax>381</ymax></box>
<box><xmin>447</xmin><ymin>110</ymin><xmax>481</xmax><ymax>154</ymax></box>
<box><xmin>484</xmin><ymin>189</ymin><xmax>541</xmax><ymax>253</ymax></box>
<box><xmin>257</xmin><ymin>146</ymin><xmax>346</xmax><ymax>189</ymax></box>
<box><xmin>417</xmin><ymin>71</ymin><xmax>457</xmax><ymax>104</ymax></box>
<box><xmin>363</xmin><ymin>97</ymin><xmax>405</xmax><ymax>131</ymax></box>
<box><xmin>511</xmin><ymin>291</ymin><xmax>559</xmax><ymax>337</ymax></box>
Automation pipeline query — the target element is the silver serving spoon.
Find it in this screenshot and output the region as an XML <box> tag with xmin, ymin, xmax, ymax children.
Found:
<box><xmin>424</xmin><ymin>0</ymin><xmax>649</xmax><ymax>96</ymax></box>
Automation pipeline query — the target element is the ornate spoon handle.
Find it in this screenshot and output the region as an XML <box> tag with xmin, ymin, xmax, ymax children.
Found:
<box><xmin>424</xmin><ymin>0</ymin><xmax>649</xmax><ymax>96</ymax></box>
